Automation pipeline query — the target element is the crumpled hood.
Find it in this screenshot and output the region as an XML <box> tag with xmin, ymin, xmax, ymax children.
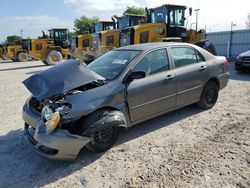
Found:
<box><xmin>22</xmin><ymin>59</ymin><xmax>104</xmax><ymax>100</ymax></box>
<box><xmin>239</xmin><ymin>50</ymin><xmax>250</xmax><ymax>57</ymax></box>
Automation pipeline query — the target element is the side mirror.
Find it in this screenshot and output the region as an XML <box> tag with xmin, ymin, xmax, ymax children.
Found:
<box><xmin>189</xmin><ymin>8</ymin><xmax>192</xmax><ymax>16</ymax></box>
<box><xmin>126</xmin><ymin>71</ymin><xmax>146</xmax><ymax>83</ymax></box>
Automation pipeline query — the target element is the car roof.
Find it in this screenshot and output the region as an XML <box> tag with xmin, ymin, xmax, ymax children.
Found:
<box><xmin>115</xmin><ymin>42</ymin><xmax>197</xmax><ymax>52</ymax></box>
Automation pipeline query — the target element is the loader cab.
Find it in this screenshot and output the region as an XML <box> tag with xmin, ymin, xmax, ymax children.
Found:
<box><xmin>92</xmin><ymin>16</ymin><xmax>146</xmax><ymax>51</ymax></box>
<box><xmin>120</xmin><ymin>4</ymin><xmax>189</xmax><ymax>47</ymax></box>
<box><xmin>118</xmin><ymin>14</ymin><xmax>146</xmax><ymax>29</ymax></box>
<box><xmin>149</xmin><ymin>4</ymin><xmax>187</xmax><ymax>41</ymax></box>
<box><xmin>94</xmin><ymin>21</ymin><xmax>114</xmax><ymax>32</ymax></box>
<box><xmin>92</xmin><ymin>21</ymin><xmax>115</xmax><ymax>51</ymax></box>
<box><xmin>16</xmin><ymin>39</ymin><xmax>32</xmax><ymax>52</ymax></box>
<box><xmin>49</xmin><ymin>28</ymin><xmax>70</xmax><ymax>49</ymax></box>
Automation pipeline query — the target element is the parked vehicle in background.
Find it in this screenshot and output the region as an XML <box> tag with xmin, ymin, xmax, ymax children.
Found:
<box><xmin>120</xmin><ymin>4</ymin><xmax>217</xmax><ymax>55</ymax></box>
<box><xmin>235</xmin><ymin>48</ymin><xmax>250</xmax><ymax>72</ymax></box>
<box><xmin>0</xmin><ymin>29</ymin><xmax>70</xmax><ymax>65</ymax></box>
<box><xmin>22</xmin><ymin>42</ymin><xmax>229</xmax><ymax>161</ymax></box>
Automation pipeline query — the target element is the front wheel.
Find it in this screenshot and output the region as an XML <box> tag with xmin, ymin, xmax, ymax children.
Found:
<box><xmin>197</xmin><ymin>81</ymin><xmax>219</xmax><ymax>109</ymax></box>
<box><xmin>82</xmin><ymin>110</ymin><xmax>126</xmax><ymax>153</ymax></box>
<box><xmin>44</xmin><ymin>50</ymin><xmax>63</xmax><ymax>65</ymax></box>
<box><xmin>17</xmin><ymin>52</ymin><xmax>28</xmax><ymax>62</ymax></box>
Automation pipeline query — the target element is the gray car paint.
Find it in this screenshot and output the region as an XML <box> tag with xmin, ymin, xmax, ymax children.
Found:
<box><xmin>22</xmin><ymin>42</ymin><xmax>230</xmax><ymax>160</ymax></box>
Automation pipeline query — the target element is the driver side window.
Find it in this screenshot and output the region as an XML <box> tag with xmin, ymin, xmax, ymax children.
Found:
<box><xmin>132</xmin><ymin>49</ymin><xmax>169</xmax><ymax>76</ymax></box>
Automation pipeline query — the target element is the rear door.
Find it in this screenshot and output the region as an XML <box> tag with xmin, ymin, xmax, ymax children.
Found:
<box><xmin>127</xmin><ymin>48</ymin><xmax>176</xmax><ymax>123</ymax></box>
<box><xmin>169</xmin><ymin>46</ymin><xmax>208</xmax><ymax>107</ymax></box>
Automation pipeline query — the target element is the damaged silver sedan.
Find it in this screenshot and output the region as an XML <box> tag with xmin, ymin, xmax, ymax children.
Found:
<box><xmin>22</xmin><ymin>43</ymin><xmax>229</xmax><ymax>160</ymax></box>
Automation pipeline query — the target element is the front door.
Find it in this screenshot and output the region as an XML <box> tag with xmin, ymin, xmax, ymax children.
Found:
<box><xmin>127</xmin><ymin>48</ymin><xmax>176</xmax><ymax>123</ymax></box>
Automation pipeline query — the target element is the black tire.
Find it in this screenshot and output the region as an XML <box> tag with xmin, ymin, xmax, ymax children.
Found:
<box><xmin>82</xmin><ymin>110</ymin><xmax>126</xmax><ymax>153</ymax></box>
<box><xmin>17</xmin><ymin>52</ymin><xmax>28</xmax><ymax>62</ymax></box>
<box><xmin>235</xmin><ymin>65</ymin><xmax>242</xmax><ymax>73</ymax></box>
<box><xmin>44</xmin><ymin>50</ymin><xmax>63</xmax><ymax>65</ymax></box>
<box><xmin>197</xmin><ymin>81</ymin><xmax>219</xmax><ymax>109</ymax></box>
<box><xmin>42</xmin><ymin>60</ymin><xmax>49</xmax><ymax>65</ymax></box>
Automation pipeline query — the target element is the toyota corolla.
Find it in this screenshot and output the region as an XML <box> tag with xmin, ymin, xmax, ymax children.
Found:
<box><xmin>22</xmin><ymin>42</ymin><xmax>230</xmax><ymax>160</ymax></box>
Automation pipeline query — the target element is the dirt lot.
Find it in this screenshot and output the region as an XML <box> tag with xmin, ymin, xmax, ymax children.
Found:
<box><xmin>0</xmin><ymin>61</ymin><xmax>249</xmax><ymax>188</ymax></box>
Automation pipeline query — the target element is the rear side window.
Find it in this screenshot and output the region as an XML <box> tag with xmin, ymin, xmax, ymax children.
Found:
<box><xmin>170</xmin><ymin>47</ymin><xmax>203</xmax><ymax>68</ymax></box>
<box><xmin>133</xmin><ymin>48</ymin><xmax>169</xmax><ymax>75</ymax></box>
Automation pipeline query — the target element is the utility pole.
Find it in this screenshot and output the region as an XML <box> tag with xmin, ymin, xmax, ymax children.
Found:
<box><xmin>20</xmin><ymin>30</ymin><xmax>23</xmax><ymax>38</ymax></box>
<box><xmin>227</xmin><ymin>22</ymin><xmax>236</xmax><ymax>58</ymax></box>
<box><xmin>194</xmin><ymin>9</ymin><xmax>200</xmax><ymax>31</ymax></box>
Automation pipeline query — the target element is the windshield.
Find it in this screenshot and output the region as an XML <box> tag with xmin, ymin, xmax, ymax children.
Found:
<box><xmin>95</xmin><ymin>23</ymin><xmax>103</xmax><ymax>32</ymax></box>
<box><xmin>95</xmin><ymin>23</ymin><xmax>114</xmax><ymax>32</ymax></box>
<box><xmin>169</xmin><ymin>8</ymin><xmax>185</xmax><ymax>26</ymax></box>
<box><xmin>49</xmin><ymin>30</ymin><xmax>68</xmax><ymax>39</ymax></box>
<box><xmin>151</xmin><ymin>7</ymin><xmax>185</xmax><ymax>26</ymax></box>
<box><xmin>88</xmin><ymin>50</ymin><xmax>141</xmax><ymax>80</ymax></box>
<box><xmin>118</xmin><ymin>17</ymin><xmax>129</xmax><ymax>29</ymax></box>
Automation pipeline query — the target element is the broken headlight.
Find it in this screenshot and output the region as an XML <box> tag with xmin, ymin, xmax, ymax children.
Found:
<box><xmin>40</xmin><ymin>104</ymin><xmax>71</xmax><ymax>135</ymax></box>
<box><xmin>40</xmin><ymin>105</ymin><xmax>60</xmax><ymax>135</ymax></box>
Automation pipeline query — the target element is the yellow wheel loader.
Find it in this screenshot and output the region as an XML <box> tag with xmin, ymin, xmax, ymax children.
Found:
<box><xmin>30</xmin><ymin>28</ymin><xmax>70</xmax><ymax>65</ymax></box>
<box><xmin>0</xmin><ymin>40</ymin><xmax>29</xmax><ymax>62</ymax></box>
<box><xmin>70</xmin><ymin>24</ymin><xmax>93</xmax><ymax>62</ymax></box>
<box><xmin>1</xmin><ymin>29</ymin><xmax>70</xmax><ymax>65</ymax></box>
<box><xmin>119</xmin><ymin>4</ymin><xmax>217</xmax><ymax>55</ymax></box>
<box><xmin>88</xmin><ymin>15</ymin><xmax>146</xmax><ymax>62</ymax></box>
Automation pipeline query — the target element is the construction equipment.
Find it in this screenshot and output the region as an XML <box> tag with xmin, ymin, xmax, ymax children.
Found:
<box><xmin>87</xmin><ymin>15</ymin><xmax>146</xmax><ymax>62</ymax></box>
<box><xmin>33</xmin><ymin>28</ymin><xmax>70</xmax><ymax>65</ymax></box>
<box><xmin>70</xmin><ymin>21</ymin><xmax>116</xmax><ymax>63</ymax></box>
<box><xmin>70</xmin><ymin>24</ymin><xmax>93</xmax><ymax>62</ymax></box>
<box><xmin>119</xmin><ymin>4</ymin><xmax>216</xmax><ymax>55</ymax></box>
<box><xmin>0</xmin><ymin>28</ymin><xmax>70</xmax><ymax>65</ymax></box>
<box><xmin>0</xmin><ymin>40</ymin><xmax>29</xmax><ymax>62</ymax></box>
<box><xmin>71</xmin><ymin>15</ymin><xmax>146</xmax><ymax>63</ymax></box>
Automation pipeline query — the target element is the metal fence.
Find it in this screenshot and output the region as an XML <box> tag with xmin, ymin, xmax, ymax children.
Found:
<box><xmin>205</xmin><ymin>29</ymin><xmax>250</xmax><ymax>59</ymax></box>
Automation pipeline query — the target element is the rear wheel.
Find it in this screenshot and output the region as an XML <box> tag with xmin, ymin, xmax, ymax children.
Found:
<box><xmin>44</xmin><ymin>50</ymin><xmax>63</xmax><ymax>65</ymax></box>
<box><xmin>82</xmin><ymin>110</ymin><xmax>125</xmax><ymax>153</ymax></box>
<box><xmin>17</xmin><ymin>52</ymin><xmax>28</xmax><ymax>62</ymax></box>
<box><xmin>197</xmin><ymin>81</ymin><xmax>219</xmax><ymax>109</ymax></box>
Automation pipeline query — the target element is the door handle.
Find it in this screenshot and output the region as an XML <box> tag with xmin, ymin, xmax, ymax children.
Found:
<box><xmin>199</xmin><ymin>65</ymin><xmax>207</xmax><ymax>71</ymax></box>
<box><xmin>166</xmin><ymin>74</ymin><xmax>174</xmax><ymax>80</ymax></box>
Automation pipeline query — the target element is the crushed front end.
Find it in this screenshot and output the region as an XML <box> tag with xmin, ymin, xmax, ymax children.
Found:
<box><xmin>23</xmin><ymin>95</ymin><xmax>91</xmax><ymax>161</ymax></box>
<box><xmin>22</xmin><ymin>60</ymin><xmax>105</xmax><ymax>160</ymax></box>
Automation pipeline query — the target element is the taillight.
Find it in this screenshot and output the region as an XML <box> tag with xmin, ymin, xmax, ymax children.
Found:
<box><xmin>224</xmin><ymin>60</ymin><xmax>229</xmax><ymax>71</ymax></box>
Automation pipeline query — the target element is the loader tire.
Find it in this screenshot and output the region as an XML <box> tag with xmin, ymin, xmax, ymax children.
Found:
<box><xmin>17</xmin><ymin>52</ymin><xmax>28</xmax><ymax>62</ymax></box>
<box><xmin>44</xmin><ymin>50</ymin><xmax>63</xmax><ymax>65</ymax></box>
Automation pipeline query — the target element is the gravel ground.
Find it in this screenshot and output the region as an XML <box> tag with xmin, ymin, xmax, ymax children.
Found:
<box><xmin>0</xmin><ymin>61</ymin><xmax>249</xmax><ymax>188</ymax></box>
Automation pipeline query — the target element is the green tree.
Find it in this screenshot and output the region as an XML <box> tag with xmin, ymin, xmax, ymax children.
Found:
<box><xmin>123</xmin><ymin>6</ymin><xmax>145</xmax><ymax>16</ymax></box>
<box><xmin>5</xmin><ymin>35</ymin><xmax>22</xmax><ymax>44</ymax></box>
<box><xmin>74</xmin><ymin>15</ymin><xmax>99</xmax><ymax>34</ymax></box>
<box><xmin>246</xmin><ymin>13</ymin><xmax>250</xmax><ymax>29</ymax></box>
<box><xmin>69</xmin><ymin>31</ymin><xmax>75</xmax><ymax>37</ymax></box>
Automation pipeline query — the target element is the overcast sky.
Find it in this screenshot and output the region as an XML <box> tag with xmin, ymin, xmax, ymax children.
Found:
<box><xmin>0</xmin><ymin>0</ymin><xmax>249</xmax><ymax>42</ymax></box>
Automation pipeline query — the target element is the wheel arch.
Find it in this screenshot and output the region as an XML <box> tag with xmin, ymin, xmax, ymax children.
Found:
<box><xmin>48</xmin><ymin>46</ymin><xmax>62</xmax><ymax>53</ymax></box>
<box><xmin>80</xmin><ymin>105</ymin><xmax>128</xmax><ymax>128</ymax></box>
<box><xmin>206</xmin><ymin>77</ymin><xmax>220</xmax><ymax>88</ymax></box>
